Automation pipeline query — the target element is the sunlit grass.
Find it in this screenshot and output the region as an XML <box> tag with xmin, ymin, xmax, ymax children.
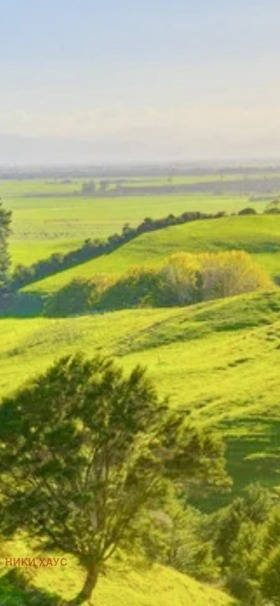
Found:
<box><xmin>1</xmin><ymin>291</ymin><xmax>280</xmax><ymax>501</ymax></box>
<box><xmin>24</xmin><ymin>215</ymin><xmax>280</xmax><ymax>294</ymax></box>
<box><xmin>0</xmin><ymin>536</ymin><xmax>235</xmax><ymax>606</ymax></box>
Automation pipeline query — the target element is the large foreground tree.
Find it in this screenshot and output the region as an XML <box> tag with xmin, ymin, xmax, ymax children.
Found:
<box><xmin>0</xmin><ymin>199</ymin><xmax>12</xmax><ymax>292</ymax></box>
<box><xmin>0</xmin><ymin>354</ymin><xmax>229</xmax><ymax>605</ymax></box>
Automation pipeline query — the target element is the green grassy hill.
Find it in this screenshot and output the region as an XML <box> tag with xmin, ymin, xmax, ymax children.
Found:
<box><xmin>0</xmin><ymin>556</ymin><xmax>237</xmax><ymax>606</ymax></box>
<box><xmin>1</xmin><ymin>290</ymin><xmax>280</xmax><ymax>501</ymax></box>
<box><xmin>23</xmin><ymin>215</ymin><xmax>280</xmax><ymax>295</ymax></box>
<box><xmin>0</xmin><ymin>538</ymin><xmax>235</xmax><ymax>606</ymax></box>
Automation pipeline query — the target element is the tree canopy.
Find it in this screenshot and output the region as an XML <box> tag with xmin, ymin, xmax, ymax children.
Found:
<box><xmin>0</xmin><ymin>353</ymin><xmax>229</xmax><ymax>604</ymax></box>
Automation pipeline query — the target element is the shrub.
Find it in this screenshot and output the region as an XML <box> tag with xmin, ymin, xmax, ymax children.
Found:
<box><xmin>44</xmin><ymin>277</ymin><xmax>108</xmax><ymax>317</ymax></box>
<box><xmin>98</xmin><ymin>266</ymin><xmax>164</xmax><ymax>310</ymax></box>
<box><xmin>45</xmin><ymin>251</ymin><xmax>272</xmax><ymax>316</ymax></box>
<box><xmin>264</xmin><ymin>200</ymin><xmax>280</xmax><ymax>214</ymax></box>
<box><xmin>260</xmin><ymin>546</ymin><xmax>280</xmax><ymax>605</ymax></box>
<box><xmin>238</xmin><ymin>207</ymin><xmax>257</xmax><ymax>215</ymax></box>
<box><xmin>104</xmin><ymin>251</ymin><xmax>271</xmax><ymax>310</ymax></box>
<box><xmin>200</xmin><ymin>250</ymin><xmax>271</xmax><ymax>300</ymax></box>
<box><xmin>159</xmin><ymin>253</ymin><xmax>202</xmax><ymax>306</ymax></box>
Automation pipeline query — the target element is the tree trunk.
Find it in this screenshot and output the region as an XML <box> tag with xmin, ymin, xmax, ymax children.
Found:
<box><xmin>67</xmin><ymin>561</ymin><xmax>99</xmax><ymax>605</ymax></box>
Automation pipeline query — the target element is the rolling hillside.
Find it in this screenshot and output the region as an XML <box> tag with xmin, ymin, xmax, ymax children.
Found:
<box><xmin>0</xmin><ymin>537</ymin><xmax>236</xmax><ymax>606</ymax></box>
<box><xmin>2</xmin><ymin>189</ymin><xmax>280</xmax><ymax>605</ymax></box>
<box><xmin>23</xmin><ymin>215</ymin><xmax>280</xmax><ymax>295</ymax></box>
<box><xmin>1</xmin><ymin>290</ymin><xmax>280</xmax><ymax>501</ymax></box>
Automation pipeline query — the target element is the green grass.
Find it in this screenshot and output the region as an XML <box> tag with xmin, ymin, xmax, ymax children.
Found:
<box><xmin>0</xmin><ymin>538</ymin><xmax>235</xmax><ymax>606</ymax></box>
<box><xmin>0</xmin><ymin>178</ymin><xmax>83</xmax><ymax>197</ymax></box>
<box><xmin>0</xmin><ymin>173</ymin><xmax>276</xmax><ymax>194</ymax></box>
<box><xmin>1</xmin><ymin>172</ymin><xmax>280</xmax><ymax>197</ymax></box>
<box><xmin>24</xmin><ymin>215</ymin><xmax>280</xmax><ymax>294</ymax></box>
<box><xmin>10</xmin><ymin>239</ymin><xmax>84</xmax><ymax>267</ymax></box>
<box><xmin>1</xmin><ymin>290</ymin><xmax>280</xmax><ymax>500</ymax></box>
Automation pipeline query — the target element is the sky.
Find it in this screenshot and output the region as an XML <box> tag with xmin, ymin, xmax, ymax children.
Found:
<box><xmin>0</xmin><ymin>0</ymin><xmax>280</xmax><ymax>164</ymax></box>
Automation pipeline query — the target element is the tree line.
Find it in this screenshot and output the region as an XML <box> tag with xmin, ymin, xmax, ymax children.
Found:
<box><xmin>45</xmin><ymin>250</ymin><xmax>272</xmax><ymax>317</ymax></box>
<box><xmin>11</xmin><ymin>211</ymin><xmax>226</xmax><ymax>290</ymax></box>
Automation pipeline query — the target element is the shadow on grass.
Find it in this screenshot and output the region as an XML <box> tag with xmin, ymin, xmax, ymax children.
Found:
<box><xmin>0</xmin><ymin>569</ymin><xmax>61</xmax><ymax>605</ymax></box>
<box><xmin>0</xmin><ymin>293</ymin><xmax>44</xmax><ymax>318</ymax></box>
<box><xmin>216</xmin><ymin>416</ymin><xmax>280</xmax><ymax>509</ymax></box>
<box><xmin>195</xmin><ymin>417</ymin><xmax>280</xmax><ymax>513</ymax></box>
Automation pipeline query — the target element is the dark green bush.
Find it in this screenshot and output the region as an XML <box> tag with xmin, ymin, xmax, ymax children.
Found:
<box><xmin>44</xmin><ymin>277</ymin><xmax>106</xmax><ymax>317</ymax></box>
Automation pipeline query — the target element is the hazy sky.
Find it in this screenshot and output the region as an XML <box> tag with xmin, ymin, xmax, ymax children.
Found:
<box><xmin>1</xmin><ymin>0</ymin><xmax>280</xmax><ymax>163</ymax></box>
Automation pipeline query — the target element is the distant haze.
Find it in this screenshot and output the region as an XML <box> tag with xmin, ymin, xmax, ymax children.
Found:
<box><xmin>1</xmin><ymin>1</ymin><xmax>280</xmax><ymax>164</ymax></box>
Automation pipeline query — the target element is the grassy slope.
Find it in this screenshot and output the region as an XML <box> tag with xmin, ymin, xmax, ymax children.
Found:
<box><xmin>1</xmin><ymin>290</ymin><xmax>280</xmax><ymax>499</ymax></box>
<box><xmin>0</xmin><ymin>538</ymin><xmax>235</xmax><ymax>606</ymax></box>
<box><xmin>25</xmin><ymin>215</ymin><xmax>280</xmax><ymax>294</ymax></box>
<box><xmin>10</xmin><ymin>239</ymin><xmax>84</xmax><ymax>268</ymax></box>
